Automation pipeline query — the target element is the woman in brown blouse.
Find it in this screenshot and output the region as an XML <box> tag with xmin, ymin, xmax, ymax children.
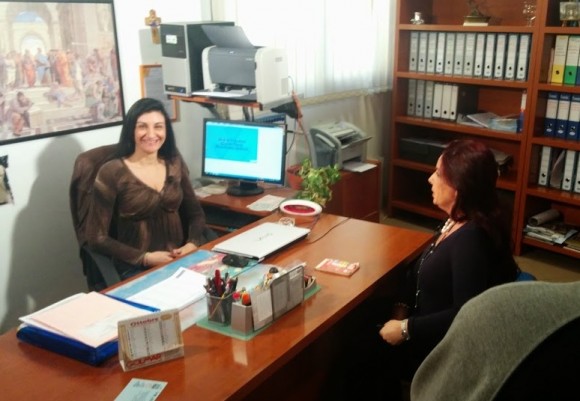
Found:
<box><xmin>87</xmin><ymin>97</ymin><xmax>207</xmax><ymax>279</ymax></box>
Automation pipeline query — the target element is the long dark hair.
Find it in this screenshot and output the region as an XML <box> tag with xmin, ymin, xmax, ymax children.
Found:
<box><xmin>440</xmin><ymin>140</ymin><xmax>509</xmax><ymax>249</ymax></box>
<box><xmin>114</xmin><ymin>97</ymin><xmax>178</xmax><ymax>160</ymax></box>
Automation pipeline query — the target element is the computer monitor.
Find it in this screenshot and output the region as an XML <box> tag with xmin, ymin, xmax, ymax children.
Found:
<box><xmin>202</xmin><ymin>118</ymin><xmax>287</xmax><ymax>196</ymax></box>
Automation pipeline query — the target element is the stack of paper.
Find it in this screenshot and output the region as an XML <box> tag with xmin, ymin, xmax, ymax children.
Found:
<box><xmin>20</xmin><ymin>292</ymin><xmax>152</xmax><ymax>348</ymax></box>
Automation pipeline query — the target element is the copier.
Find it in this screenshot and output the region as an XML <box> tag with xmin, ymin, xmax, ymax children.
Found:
<box><xmin>307</xmin><ymin>122</ymin><xmax>371</xmax><ymax>169</ymax></box>
<box><xmin>198</xmin><ymin>25</ymin><xmax>290</xmax><ymax>108</ymax></box>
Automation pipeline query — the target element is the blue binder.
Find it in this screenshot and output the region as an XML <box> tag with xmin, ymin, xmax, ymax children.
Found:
<box><xmin>16</xmin><ymin>295</ymin><xmax>157</xmax><ymax>366</ymax></box>
<box><xmin>544</xmin><ymin>92</ymin><xmax>559</xmax><ymax>137</ymax></box>
<box><xmin>567</xmin><ymin>94</ymin><xmax>580</xmax><ymax>141</ymax></box>
<box><xmin>555</xmin><ymin>93</ymin><xmax>572</xmax><ymax>139</ymax></box>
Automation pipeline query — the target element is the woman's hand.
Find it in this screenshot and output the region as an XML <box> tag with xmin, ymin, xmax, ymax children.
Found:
<box><xmin>144</xmin><ymin>251</ymin><xmax>174</xmax><ymax>267</ymax></box>
<box><xmin>171</xmin><ymin>242</ymin><xmax>198</xmax><ymax>258</ymax></box>
<box><xmin>379</xmin><ymin>319</ymin><xmax>405</xmax><ymax>346</ymax></box>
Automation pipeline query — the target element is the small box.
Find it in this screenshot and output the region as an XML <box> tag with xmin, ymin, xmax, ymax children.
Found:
<box><xmin>206</xmin><ymin>294</ymin><xmax>233</xmax><ymax>325</ymax></box>
<box><xmin>231</xmin><ymin>303</ymin><xmax>253</xmax><ymax>334</ymax></box>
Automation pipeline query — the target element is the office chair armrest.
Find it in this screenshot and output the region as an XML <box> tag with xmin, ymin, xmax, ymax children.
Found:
<box><xmin>81</xmin><ymin>246</ymin><xmax>121</xmax><ymax>289</ymax></box>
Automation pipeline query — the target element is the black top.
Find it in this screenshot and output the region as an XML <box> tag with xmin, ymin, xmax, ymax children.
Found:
<box><xmin>406</xmin><ymin>221</ymin><xmax>517</xmax><ymax>361</ymax></box>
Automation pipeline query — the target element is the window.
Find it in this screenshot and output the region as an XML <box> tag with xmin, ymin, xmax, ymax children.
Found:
<box><xmin>212</xmin><ymin>0</ymin><xmax>393</xmax><ymax>100</ymax></box>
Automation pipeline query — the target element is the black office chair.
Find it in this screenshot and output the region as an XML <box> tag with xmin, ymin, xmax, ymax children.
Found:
<box><xmin>70</xmin><ymin>145</ymin><xmax>219</xmax><ymax>291</ymax></box>
<box><xmin>69</xmin><ymin>144</ymin><xmax>119</xmax><ymax>291</ymax></box>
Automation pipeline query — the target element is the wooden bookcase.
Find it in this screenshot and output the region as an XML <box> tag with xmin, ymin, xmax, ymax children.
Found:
<box><xmin>388</xmin><ymin>0</ymin><xmax>580</xmax><ymax>259</ymax></box>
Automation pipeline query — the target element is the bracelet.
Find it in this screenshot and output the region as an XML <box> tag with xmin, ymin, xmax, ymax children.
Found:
<box><xmin>401</xmin><ymin>319</ymin><xmax>410</xmax><ymax>341</ymax></box>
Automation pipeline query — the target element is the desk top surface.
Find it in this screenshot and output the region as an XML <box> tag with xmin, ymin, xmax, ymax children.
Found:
<box><xmin>199</xmin><ymin>186</ymin><xmax>296</xmax><ymax>216</ymax></box>
<box><xmin>0</xmin><ymin>214</ymin><xmax>432</xmax><ymax>401</ymax></box>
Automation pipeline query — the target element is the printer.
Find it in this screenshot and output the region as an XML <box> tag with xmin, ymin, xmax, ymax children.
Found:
<box><xmin>308</xmin><ymin>122</ymin><xmax>371</xmax><ymax>169</ymax></box>
<box><xmin>199</xmin><ymin>25</ymin><xmax>290</xmax><ymax>108</ymax></box>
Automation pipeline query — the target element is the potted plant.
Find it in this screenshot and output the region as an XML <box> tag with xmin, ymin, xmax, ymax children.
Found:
<box><xmin>287</xmin><ymin>158</ymin><xmax>341</xmax><ymax>207</ymax></box>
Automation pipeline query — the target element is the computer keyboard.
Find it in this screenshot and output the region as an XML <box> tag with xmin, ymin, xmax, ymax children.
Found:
<box><xmin>203</xmin><ymin>205</ymin><xmax>260</xmax><ymax>230</ymax></box>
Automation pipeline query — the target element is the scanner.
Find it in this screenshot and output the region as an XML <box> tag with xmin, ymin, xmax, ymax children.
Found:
<box><xmin>307</xmin><ymin>122</ymin><xmax>371</xmax><ymax>168</ymax></box>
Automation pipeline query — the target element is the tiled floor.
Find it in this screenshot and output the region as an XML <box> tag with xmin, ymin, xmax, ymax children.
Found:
<box><xmin>382</xmin><ymin>214</ymin><xmax>580</xmax><ymax>283</ymax></box>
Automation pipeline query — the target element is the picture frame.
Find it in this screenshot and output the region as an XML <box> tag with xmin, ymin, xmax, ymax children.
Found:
<box><xmin>0</xmin><ymin>0</ymin><xmax>124</xmax><ymax>146</ymax></box>
<box><xmin>139</xmin><ymin>64</ymin><xmax>178</xmax><ymax>121</ymax></box>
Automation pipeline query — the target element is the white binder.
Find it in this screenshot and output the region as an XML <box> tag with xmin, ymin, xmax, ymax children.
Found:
<box><xmin>473</xmin><ymin>33</ymin><xmax>486</xmax><ymax>77</ymax></box>
<box><xmin>493</xmin><ymin>33</ymin><xmax>507</xmax><ymax>79</ymax></box>
<box><xmin>441</xmin><ymin>84</ymin><xmax>454</xmax><ymax>120</ymax></box>
<box><xmin>417</xmin><ymin>32</ymin><xmax>428</xmax><ymax>73</ymax></box>
<box><xmin>426</xmin><ymin>32</ymin><xmax>438</xmax><ymax>74</ymax></box>
<box><xmin>483</xmin><ymin>33</ymin><xmax>496</xmax><ymax>78</ymax></box>
<box><xmin>551</xmin><ymin>35</ymin><xmax>569</xmax><ymax>84</ymax></box>
<box><xmin>407</xmin><ymin>79</ymin><xmax>417</xmax><ymax>116</ymax></box>
<box><xmin>432</xmin><ymin>83</ymin><xmax>444</xmax><ymax>118</ymax></box>
<box><xmin>516</xmin><ymin>34</ymin><xmax>531</xmax><ymax>81</ymax></box>
<box><xmin>574</xmin><ymin>154</ymin><xmax>580</xmax><ymax>193</ymax></box>
<box><xmin>444</xmin><ymin>32</ymin><xmax>456</xmax><ymax>75</ymax></box>
<box><xmin>561</xmin><ymin>150</ymin><xmax>577</xmax><ymax>191</ymax></box>
<box><xmin>538</xmin><ymin>146</ymin><xmax>552</xmax><ymax>187</ymax></box>
<box><xmin>453</xmin><ymin>33</ymin><xmax>466</xmax><ymax>76</ymax></box>
<box><xmin>423</xmin><ymin>80</ymin><xmax>435</xmax><ymax>119</ymax></box>
<box><xmin>409</xmin><ymin>31</ymin><xmax>419</xmax><ymax>72</ymax></box>
<box><xmin>415</xmin><ymin>79</ymin><xmax>426</xmax><ymax>117</ymax></box>
<box><xmin>463</xmin><ymin>32</ymin><xmax>476</xmax><ymax>77</ymax></box>
<box><xmin>504</xmin><ymin>33</ymin><xmax>519</xmax><ymax>80</ymax></box>
<box><xmin>448</xmin><ymin>85</ymin><xmax>459</xmax><ymax>121</ymax></box>
<box><xmin>435</xmin><ymin>31</ymin><xmax>446</xmax><ymax>74</ymax></box>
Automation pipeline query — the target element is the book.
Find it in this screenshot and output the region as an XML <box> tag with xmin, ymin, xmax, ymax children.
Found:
<box><xmin>314</xmin><ymin>258</ymin><xmax>360</xmax><ymax>277</ymax></box>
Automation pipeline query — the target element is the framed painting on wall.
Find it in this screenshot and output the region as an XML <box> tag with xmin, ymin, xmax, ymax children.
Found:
<box><xmin>0</xmin><ymin>0</ymin><xmax>124</xmax><ymax>145</ymax></box>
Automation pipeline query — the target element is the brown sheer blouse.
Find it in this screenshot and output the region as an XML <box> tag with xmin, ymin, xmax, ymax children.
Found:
<box><xmin>87</xmin><ymin>155</ymin><xmax>206</xmax><ymax>266</ymax></box>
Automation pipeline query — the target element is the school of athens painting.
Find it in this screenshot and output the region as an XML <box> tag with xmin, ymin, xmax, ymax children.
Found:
<box><xmin>0</xmin><ymin>0</ymin><xmax>124</xmax><ymax>145</ymax></box>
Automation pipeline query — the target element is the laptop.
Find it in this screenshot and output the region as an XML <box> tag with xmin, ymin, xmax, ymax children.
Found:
<box><xmin>212</xmin><ymin>222</ymin><xmax>310</xmax><ymax>261</ymax></box>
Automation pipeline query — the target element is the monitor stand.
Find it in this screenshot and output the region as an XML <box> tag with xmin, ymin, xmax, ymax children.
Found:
<box><xmin>226</xmin><ymin>181</ymin><xmax>264</xmax><ymax>197</ymax></box>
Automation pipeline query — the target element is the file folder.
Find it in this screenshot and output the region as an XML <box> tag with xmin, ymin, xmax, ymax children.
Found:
<box><xmin>549</xmin><ymin>148</ymin><xmax>565</xmax><ymax>189</ymax></box>
<box><xmin>16</xmin><ymin>295</ymin><xmax>157</xmax><ymax>366</ymax></box>
<box><xmin>409</xmin><ymin>31</ymin><xmax>419</xmax><ymax>72</ymax></box>
<box><xmin>574</xmin><ymin>155</ymin><xmax>580</xmax><ymax>193</ymax></box>
<box><xmin>432</xmin><ymin>82</ymin><xmax>444</xmax><ymax>118</ymax></box>
<box><xmin>555</xmin><ymin>93</ymin><xmax>572</xmax><ymax>139</ymax></box>
<box><xmin>417</xmin><ymin>32</ymin><xmax>428</xmax><ymax>73</ymax></box>
<box><xmin>504</xmin><ymin>33</ymin><xmax>519</xmax><ymax>80</ymax></box>
<box><xmin>566</xmin><ymin>94</ymin><xmax>580</xmax><ymax>140</ymax></box>
<box><xmin>415</xmin><ymin>79</ymin><xmax>426</xmax><ymax>117</ymax></box>
<box><xmin>407</xmin><ymin>79</ymin><xmax>417</xmax><ymax>116</ymax></box>
<box><xmin>516</xmin><ymin>34</ymin><xmax>531</xmax><ymax>81</ymax></box>
<box><xmin>473</xmin><ymin>32</ymin><xmax>486</xmax><ymax>77</ymax></box>
<box><xmin>444</xmin><ymin>32</ymin><xmax>456</xmax><ymax>75</ymax></box>
<box><xmin>426</xmin><ymin>32</ymin><xmax>438</xmax><ymax>74</ymax></box>
<box><xmin>423</xmin><ymin>80</ymin><xmax>435</xmax><ymax>119</ymax></box>
<box><xmin>544</xmin><ymin>92</ymin><xmax>559</xmax><ymax>137</ymax></box>
<box><xmin>435</xmin><ymin>31</ymin><xmax>446</xmax><ymax>74</ymax></box>
<box><xmin>453</xmin><ymin>32</ymin><xmax>466</xmax><ymax>76</ymax></box>
<box><xmin>483</xmin><ymin>33</ymin><xmax>496</xmax><ymax>78</ymax></box>
<box><xmin>449</xmin><ymin>84</ymin><xmax>459</xmax><ymax>121</ymax></box>
<box><xmin>551</xmin><ymin>35</ymin><xmax>569</xmax><ymax>84</ymax></box>
<box><xmin>564</xmin><ymin>35</ymin><xmax>580</xmax><ymax>85</ymax></box>
<box><xmin>441</xmin><ymin>84</ymin><xmax>454</xmax><ymax>120</ymax></box>
<box><xmin>537</xmin><ymin>146</ymin><xmax>552</xmax><ymax>186</ymax></box>
<box><xmin>561</xmin><ymin>150</ymin><xmax>577</xmax><ymax>191</ymax></box>
<box><xmin>493</xmin><ymin>33</ymin><xmax>507</xmax><ymax>79</ymax></box>
<box><xmin>463</xmin><ymin>32</ymin><xmax>476</xmax><ymax>77</ymax></box>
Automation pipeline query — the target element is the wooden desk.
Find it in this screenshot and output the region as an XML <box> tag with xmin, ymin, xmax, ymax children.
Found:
<box><xmin>0</xmin><ymin>214</ymin><xmax>432</xmax><ymax>401</ymax></box>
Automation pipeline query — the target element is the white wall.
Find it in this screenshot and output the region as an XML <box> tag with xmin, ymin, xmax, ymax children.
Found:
<box><xmin>0</xmin><ymin>0</ymin><xmax>389</xmax><ymax>334</ymax></box>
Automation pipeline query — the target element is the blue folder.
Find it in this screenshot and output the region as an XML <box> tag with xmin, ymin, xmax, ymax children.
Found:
<box><xmin>16</xmin><ymin>295</ymin><xmax>157</xmax><ymax>366</ymax></box>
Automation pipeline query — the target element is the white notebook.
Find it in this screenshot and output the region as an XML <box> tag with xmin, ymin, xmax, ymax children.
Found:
<box><xmin>212</xmin><ymin>222</ymin><xmax>310</xmax><ymax>260</ymax></box>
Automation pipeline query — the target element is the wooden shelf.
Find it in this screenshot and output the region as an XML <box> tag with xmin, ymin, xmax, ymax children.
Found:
<box><xmin>389</xmin><ymin>0</ymin><xmax>580</xmax><ymax>260</ymax></box>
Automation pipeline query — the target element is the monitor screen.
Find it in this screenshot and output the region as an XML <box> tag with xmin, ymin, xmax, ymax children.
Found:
<box><xmin>202</xmin><ymin>119</ymin><xmax>287</xmax><ymax>196</ymax></box>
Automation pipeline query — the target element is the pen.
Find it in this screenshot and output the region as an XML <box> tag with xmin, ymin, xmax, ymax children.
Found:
<box><xmin>214</xmin><ymin>269</ymin><xmax>222</xmax><ymax>296</ymax></box>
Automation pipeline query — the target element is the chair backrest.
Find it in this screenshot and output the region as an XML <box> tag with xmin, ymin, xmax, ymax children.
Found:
<box><xmin>69</xmin><ymin>144</ymin><xmax>117</xmax><ymax>247</ymax></box>
<box><xmin>69</xmin><ymin>144</ymin><xmax>119</xmax><ymax>291</ymax></box>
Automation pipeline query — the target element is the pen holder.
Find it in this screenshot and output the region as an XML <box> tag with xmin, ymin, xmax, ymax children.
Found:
<box><xmin>231</xmin><ymin>303</ymin><xmax>253</xmax><ymax>334</ymax></box>
<box><xmin>206</xmin><ymin>294</ymin><xmax>233</xmax><ymax>325</ymax></box>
